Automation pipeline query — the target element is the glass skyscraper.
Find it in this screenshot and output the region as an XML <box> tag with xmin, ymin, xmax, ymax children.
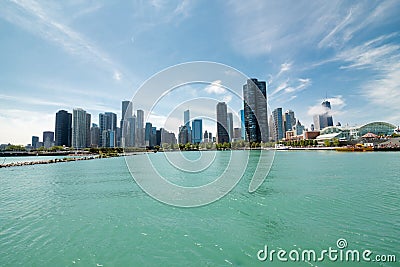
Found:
<box><xmin>216</xmin><ymin>102</ymin><xmax>229</xmax><ymax>143</ymax></box>
<box><xmin>55</xmin><ymin>110</ymin><xmax>72</xmax><ymax>147</ymax></box>
<box><xmin>191</xmin><ymin>119</ymin><xmax>203</xmax><ymax>144</ymax></box>
<box><xmin>243</xmin><ymin>78</ymin><xmax>269</xmax><ymax>143</ymax></box>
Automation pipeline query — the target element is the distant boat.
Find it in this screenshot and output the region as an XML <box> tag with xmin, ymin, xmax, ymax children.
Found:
<box><xmin>336</xmin><ymin>143</ymin><xmax>374</xmax><ymax>152</ymax></box>
<box><xmin>274</xmin><ymin>144</ymin><xmax>291</xmax><ymax>150</ymax></box>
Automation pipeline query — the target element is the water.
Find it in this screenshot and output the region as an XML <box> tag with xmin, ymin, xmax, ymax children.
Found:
<box><xmin>0</xmin><ymin>151</ymin><xmax>399</xmax><ymax>266</ymax></box>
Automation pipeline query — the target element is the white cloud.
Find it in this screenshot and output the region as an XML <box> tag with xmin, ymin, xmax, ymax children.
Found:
<box><xmin>204</xmin><ymin>80</ymin><xmax>226</xmax><ymax>94</ymax></box>
<box><xmin>277</xmin><ymin>62</ymin><xmax>292</xmax><ymax>77</ymax></box>
<box><xmin>307</xmin><ymin>96</ymin><xmax>346</xmax><ymax>116</ymax></box>
<box><xmin>113</xmin><ymin>70</ymin><xmax>122</xmax><ymax>81</ymax></box>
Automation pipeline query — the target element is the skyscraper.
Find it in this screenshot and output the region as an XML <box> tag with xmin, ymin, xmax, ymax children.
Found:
<box><xmin>227</xmin><ymin>112</ymin><xmax>233</xmax><ymax>142</ymax></box>
<box><xmin>145</xmin><ymin>122</ymin><xmax>153</xmax><ymax>147</ymax></box>
<box><xmin>43</xmin><ymin>131</ymin><xmax>54</xmax><ymax>148</ymax></box>
<box><xmin>121</xmin><ymin>101</ymin><xmax>134</xmax><ymax>147</ymax></box>
<box><xmin>55</xmin><ymin>110</ymin><xmax>72</xmax><ymax>147</ymax></box>
<box><xmin>243</xmin><ymin>78</ymin><xmax>269</xmax><ymax>143</ymax></box>
<box><xmin>90</xmin><ymin>123</ymin><xmax>100</xmax><ymax>147</ymax></box>
<box><xmin>32</xmin><ymin>136</ymin><xmax>39</xmax><ymax>149</ymax></box>
<box><xmin>72</xmin><ymin>108</ymin><xmax>88</xmax><ymax>149</ymax></box>
<box><xmin>86</xmin><ymin>113</ymin><xmax>91</xmax><ymax>148</ymax></box>
<box><xmin>183</xmin><ymin>109</ymin><xmax>191</xmax><ymax>143</ymax></box>
<box><xmin>99</xmin><ymin>112</ymin><xmax>117</xmax><ymax>147</ymax></box>
<box><xmin>313</xmin><ymin>100</ymin><xmax>334</xmax><ymax>130</ymax></box>
<box><xmin>283</xmin><ymin>110</ymin><xmax>296</xmax><ymax>132</ymax></box>
<box><xmin>216</xmin><ymin>102</ymin><xmax>229</xmax><ymax>143</ymax></box>
<box><xmin>192</xmin><ymin>119</ymin><xmax>203</xmax><ymax>144</ymax></box>
<box><xmin>272</xmin><ymin>108</ymin><xmax>284</xmax><ymax>141</ymax></box>
<box><xmin>239</xmin><ymin>109</ymin><xmax>245</xmax><ymax>140</ymax></box>
<box><xmin>136</xmin><ymin>109</ymin><xmax>145</xmax><ymax>147</ymax></box>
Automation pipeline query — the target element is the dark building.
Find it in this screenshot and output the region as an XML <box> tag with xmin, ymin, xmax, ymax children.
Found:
<box><xmin>313</xmin><ymin>100</ymin><xmax>334</xmax><ymax>130</ymax></box>
<box><xmin>90</xmin><ymin>123</ymin><xmax>100</xmax><ymax>147</ymax></box>
<box><xmin>243</xmin><ymin>78</ymin><xmax>269</xmax><ymax>143</ymax></box>
<box><xmin>32</xmin><ymin>136</ymin><xmax>39</xmax><ymax>149</ymax></box>
<box><xmin>99</xmin><ymin>112</ymin><xmax>117</xmax><ymax>147</ymax></box>
<box><xmin>55</xmin><ymin>110</ymin><xmax>72</xmax><ymax>147</ymax></box>
<box><xmin>156</xmin><ymin>129</ymin><xmax>161</xmax><ymax>146</ymax></box>
<box><xmin>43</xmin><ymin>131</ymin><xmax>54</xmax><ymax>148</ymax></box>
<box><xmin>216</xmin><ymin>102</ymin><xmax>229</xmax><ymax>143</ymax></box>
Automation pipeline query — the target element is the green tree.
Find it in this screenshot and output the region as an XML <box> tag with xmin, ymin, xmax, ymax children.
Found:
<box><xmin>323</xmin><ymin>139</ymin><xmax>331</xmax><ymax>147</ymax></box>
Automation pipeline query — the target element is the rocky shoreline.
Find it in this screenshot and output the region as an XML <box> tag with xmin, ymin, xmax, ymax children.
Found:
<box><xmin>0</xmin><ymin>156</ymin><xmax>99</xmax><ymax>169</ymax></box>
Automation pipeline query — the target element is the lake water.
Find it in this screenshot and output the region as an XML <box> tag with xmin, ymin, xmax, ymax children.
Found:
<box><xmin>0</xmin><ymin>151</ymin><xmax>399</xmax><ymax>266</ymax></box>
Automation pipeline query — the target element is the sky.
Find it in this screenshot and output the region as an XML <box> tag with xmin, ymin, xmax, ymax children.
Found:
<box><xmin>1</xmin><ymin>0</ymin><xmax>400</xmax><ymax>145</ymax></box>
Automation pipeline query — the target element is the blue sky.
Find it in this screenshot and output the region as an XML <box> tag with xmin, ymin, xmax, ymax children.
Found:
<box><xmin>1</xmin><ymin>0</ymin><xmax>400</xmax><ymax>144</ymax></box>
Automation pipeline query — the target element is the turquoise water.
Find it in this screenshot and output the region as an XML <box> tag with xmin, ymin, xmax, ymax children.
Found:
<box><xmin>0</xmin><ymin>151</ymin><xmax>399</xmax><ymax>266</ymax></box>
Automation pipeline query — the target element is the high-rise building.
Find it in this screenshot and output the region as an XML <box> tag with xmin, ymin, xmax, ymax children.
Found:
<box><xmin>160</xmin><ymin>128</ymin><xmax>176</xmax><ymax>146</ymax></box>
<box><xmin>55</xmin><ymin>110</ymin><xmax>72</xmax><ymax>147</ymax></box>
<box><xmin>121</xmin><ymin>101</ymin><xmax>133</xmax><ymax>121</ymax></box>
<box><xmin>216</xmin><ymin>102</ymin><xmax>229</xmax><ymax>143</ymax></box>
<box><xmin>178</xmin><ymin>125</ymin><xmax>189</xmax><ymax>144</ymax></box>
<box><xmin>43</xmin><ymin>131</ymin><xmax>54</xmax><ymax>148</ymax></box>
<box><xmin>90</xmin><ymin>123</ymin><xmax>100</xmax><ymax>147</ymax></box>
<box><xmin>293</xmin><ymin>120</ymin><xmax>305</xmax><ymax>136</ymax></box>
<box><xmin>239</xmin><ymin>109</ymin><xmax>245</xmax><ymax>140</ymax></box>
<box><xmin>136</xmin><ymin>109</ymin><xmax>145</xmax><ymax>147</ymax></box>
<box><xmin>227</xmin><ymin>112</ymin><xmax>233</xmax><ymax>142</ymax></box>
<box><xmin>183</xmin><ymin>109</ymin><xmax>191</xmax><ymax>143</ymax></box>
<box><xmin>121</xmin><ymin>101</ymin><xmax>134</xmax><ymax>147</ymax></box>
<box><xmin>233</xmin><ymin>128</ymin><xmax>242</xmax><ymax>140</ymax></box>
<box><xmin>145</xmin><ymin>122</ymin><xmax>153</xmax><ymax>147</ymax></box>
<box><xmin>99</xmin><ymin>112</ymin><xmax>117</xmax><ymax>147</ymax></box>
<box><xmin>72</xmin><ymin>108</ymin><xmax>88</xmax><ymax>149</ymax></box>
<box><xmin>192</xmin><ymin>119</ymin><xmax>203</xmax><ymax>144</ymax></box>
<box><xmin>313</xmin><ymin>100</ymin><xmax>334</xmax><ymax>130</ymax></box>
<box><xmin>243</xmin><ymin>78</ymin><xmax>269</xmax><ymax>143</ymax></box>
<box><xmin>32</xmin><ymin>136</ymin><xmax>39</xmax><ymax>149</ymax></box>
<box><xmin>86</xmin><ymin>113</ymin><xmax>91</xmax><ymax>148</ymax></box>
<box><xmin>272</xmin><ymin>108</ymin><xmax>284</xmax><ymax>141</ymax></box>
<box><xmin>283</xmin><ymin>110</ymin><xmax>296</xmax><ymax>132</ymax></box>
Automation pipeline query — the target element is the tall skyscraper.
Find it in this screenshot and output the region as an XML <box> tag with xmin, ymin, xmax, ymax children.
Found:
<box><xmin>55</xmin><ymin>110</ymin><xmax>72</xmax><ymax>147</ymax></box>
<box><xmin>239</xmin><ymin>109</ymin><xmax>245</xmax><ymax>140</ymax></box>
<box><xmin>183</xmin><ymin>109</ymin><xmax>191</xmax><ymax>143</ymax></box>
<box><xmin>243</xmin><ymin>78</ymin><xmax>269</xmax><ymax>143</ymax></box>
<box><xmin>72</xmin><ymin>108</ymin><xmax>88</xmax><ymax>149</ymax></box>
<box><xmin>136</xmin><ymin>109</ymin><xmax>145</xmax><ymax>147</ymax></box>
<box><xmin>272</xmin><ymin>108</ymin><xmax>284</xmax><ymax>141</ymax></box>
<box><xmin>99</xmin><ymin>112</ymin><xmax>117</xmax><ymax>147</ymax></box>
<box><xmin>313</xmin><ymin>100</ymin><xmax>334</xmax><ymax>130</ymax></box>
<box><xmin>86</xmin><ymin>113</ymin><xmax>91</xmax><ymax>148</ymax></box>
<box><xmin>145</xmin><ymin>122</ymin><xmax>153</xmax><ymax>147</ymax></box>
<box><xmin>90</xmin><ymin>123</ymin><xmax>100</xmax><ymax>147</ymax></box>
<box><xmin>283</xmin><ymin>110</ymin><xmax>296</xmax><ymax>132</ymax></box>
<box><xmin>121</xmin><ymin>101</ymin><xmax>134</xmax><ymax>147</ymax></box>
<box><xmin>216</xmin><ymin>102</ymin><xmax>229</xmax><ymax>143</ymax></box>
<box><xmin>121</xmin><ymin>100</ymin><xmax>133</xmax><ymax>121</ymax></box>
<box><xmin>43</xmin><ymin>131</ymin><xmax>54</xmax><ymax>148</ymax></box>
<box><xmin>227</xmin><ymin>112</ymin><xmax>233</xmax><ymax>142</ymax></box>
<box><xmin>191</xmin><ymin>119</ymin><xmax>203</xmax><ymax>144</ymax></box>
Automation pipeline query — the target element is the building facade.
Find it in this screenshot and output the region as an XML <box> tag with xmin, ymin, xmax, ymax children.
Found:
<box><xmin>72</xmin><ymin>108</ymin><xmax>89</xmax><ymax>149</ymax></box>
<box><xmin>55</xmin><ymin>110</ymin><xmax>72</xmax><ymax>147</ymax></box>
<box><xmin>243</xmin><ymin>78</ymin><xmax>269</xmax><ymax>143</ymax></box>
<box><xmin>216</xmin><ymin>102</ymin><xmax>229</xmax><ymax>143</ymax></box>
<box><xmin>192</xmin><ymin>119</ymin><xmax>203</xmax><ymax>144</ymax></box>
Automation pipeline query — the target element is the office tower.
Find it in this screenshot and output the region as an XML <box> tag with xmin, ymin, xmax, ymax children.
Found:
<box><xmin>151</xmin><ymin>127</ymin><xmax>157</xmax><ymax>147</ymax></box>
<box><xmin>191</xmin><ymin>119</ymin><xmax>203</xmax><ymax>144</ymax></box>
<box><xmin>86</xmin><ymin>113</ymin><xmax>91</xmax><ymax>148</ymax></box>
<box><xmin>99</xmin><ymin>112</ymin><xmax>117</xmax><ymax>147</ymax></box>
<box><xmin>156</xmin><ymin>130</ymin><xmax>161</xmax><ymax>146</ymax></box>
<box><xmin>293</xmin><ymin>120</ymin><xmax>305</xmax><ymax>136</ymax></box>
<box><xmin>55</xmin><ymin>110</ymin><xmax>72</xmax><ymax>147</ymax></box>
<box><xmin>121</xmin><ymin>101</ymin><xmax>134</xmax><ymax>147</ymax></box>
<box><xmin>203</xmin><ymin>130</ymin><xmax>209</xmax><ymax>143</ymax></box>
<box><xmin>90</xmin><ymin>123</ymin><xmax>100</xmax><ymax>147</ymax></box>
<box><xmin>272</xmin><ymin>108</ymin><xmax>284</xmax><ymax>141</ymax></box>
<box><xmin>183</xmin><ymin>109</ymin><xmax>191</xmax><ymax>143</ymax></box>
<box><xmin>160</xmin><ymin>128</ymin><xmax>177</xmax><ymax>146</ymax></box>
<box><xmin>216</xmin><ymin>102</ymin><xmax>229</xmax><ymax>143</ymax></box>
<box><xmin>121</xmin><ymin>101</ymin><xmax>133</xmax><ymax>121</ymax></box>
<box><xmin>239</xmin><ymin>109</ymin><xmax>245</xmax><ymax>140</ymax></box>
<box><xmin>136</xmin><ymin>109</ymin><xmax>145</xmax><ymax>147</ymax></box>
<box><xmin>283</xmin><ymin>110</ymin><xmax>296</xmax><ymax>132</ymax></box>
<box><xmin>243</xmin><ymin>78</ymin><xmax>269</xmax><ymax>143</ymax></box>
<box><xmin>269</xmin><ymin>114</ymin><xmax>274</xmax><ymax>142</ymax></box>
<box><xmin>102</xmin><ymin>130</ymin><xmax>115</xmax><ymax>148</ymax></box>
<box><xmin>209</xmin><ymin>132</ymin><xmax>212</xmax><ymax>141</ymax></box>
<box><xmin>313</xmin><ymin>100</ymin><xmax>334</xmax><ymax>130</ymax></box>
<box><xmin>145</xmin><ymin>122</ymin><xmax>153</xmax><ymax>147</ymax></box>
<box><xmin>178</xmin><ymin>125</ymin><xmax>189</xmax><ymax>144</ymax></box>
<box><xmin>227</xmin><ymin>112</ymin><xmax>233</xmax><ymax>142</ymax></box>
<box><xmin>32</xmin><ymin>136</ymin><xmax>39</xmax><ymax>149</ymax></box>
<box><xmin>233</xmin><ymin>128</ymin><xmax>241</xmax><ymax>139</ymax></box>
<box><xmin>43</xmin><ymin>131</ymin><xmax>54</xmax><ymax>148</ymax></box>
<box><xmin>72</xmin><ymin>108</ymin><xmax>88</xmax><ymax>149</ymax></box>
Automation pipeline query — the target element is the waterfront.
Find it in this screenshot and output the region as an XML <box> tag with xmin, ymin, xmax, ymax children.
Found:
<box><xmin>0</xmin><ymin>151</ymin><xmax>399</xmax><ymax>266</ymax></box>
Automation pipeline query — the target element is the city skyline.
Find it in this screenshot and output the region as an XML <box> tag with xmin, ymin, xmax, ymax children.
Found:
<box><xmin>1</xmin><ymin>1</ymin><xmax>400</xmax><ymax>144</ymax></box>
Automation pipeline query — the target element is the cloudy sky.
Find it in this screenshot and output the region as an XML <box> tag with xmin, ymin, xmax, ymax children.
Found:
<box><xmin>1</xmin><ymin>0</ymin><xmax>399</xmax><ymax>144</ymax></box>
